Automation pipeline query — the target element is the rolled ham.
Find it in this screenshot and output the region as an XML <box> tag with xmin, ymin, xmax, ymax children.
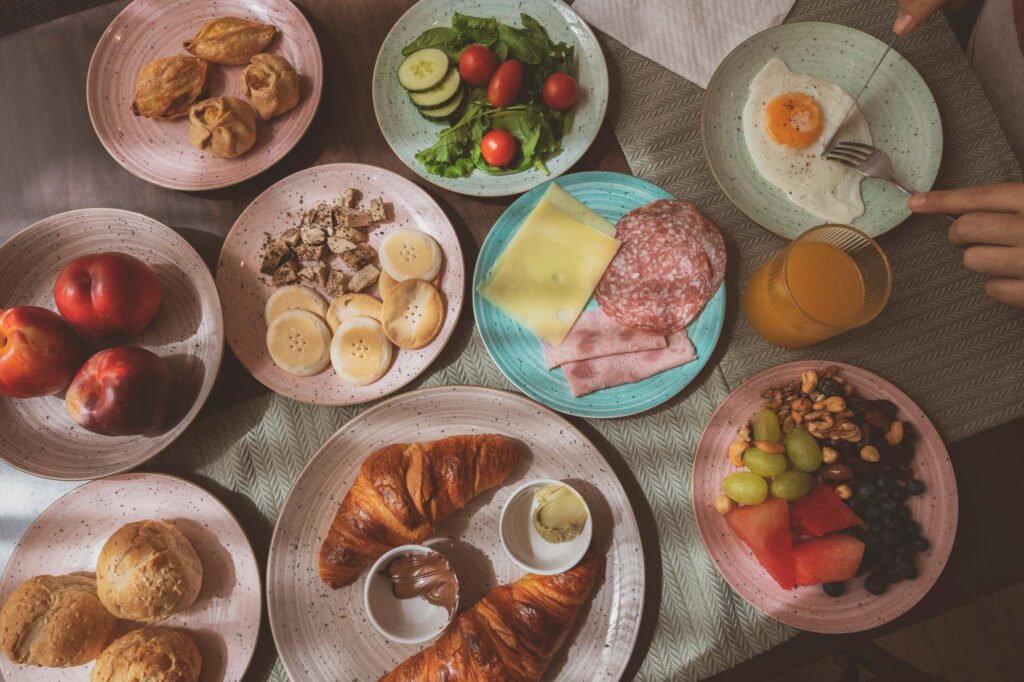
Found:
<box><xmin>541</xmin><ymin>308</ymin><xmax>667</xmax><ymax>370</ymax></box>
<box><xmin>560</xmin><ymin>330</ymin><xmax>697</xmax><ymax>397</ymax></box>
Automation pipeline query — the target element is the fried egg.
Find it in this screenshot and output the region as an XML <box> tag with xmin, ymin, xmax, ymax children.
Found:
<box><xmin>742</xmin><ymin>58</ymin><xmax>872</xmax><ymax>224</ymax></box>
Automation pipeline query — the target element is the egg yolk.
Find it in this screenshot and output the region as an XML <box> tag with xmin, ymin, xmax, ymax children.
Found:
<box><xmin>764</xmin><ymin>92</ymin><xmax>823</xmax><ymax>148</ymax></box>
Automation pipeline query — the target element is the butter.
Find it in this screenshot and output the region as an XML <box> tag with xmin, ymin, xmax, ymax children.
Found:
<box><xmin>532</xmin><ymin>484</ymin><xmax>588</xmax><ymax>543</ymax></box>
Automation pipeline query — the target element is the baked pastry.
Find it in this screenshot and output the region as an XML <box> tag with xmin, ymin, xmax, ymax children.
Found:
<box><xmin>319</xmin><ymin>434</ymin><xmax>520</xmax><ymax>588</ymax></box>
<box><xmin>381</xmin><ymin>555</ymin><xmax>597</xmax><ymax>681</ymax></box>
<box><xmin>184</xmin><ymin>16</ymin><xmax>276</xmax><ymax>65</ymax></box>
<box><xmin>91</xmin><ymin>627</ymin><xmax>202</xmax><ymax>682</ymax></box>
<box><xmin>96</xmin><ymin>520</ymin><xmax>203</xmax><ymax>623</ymax></box>
<box><xmin>0</xmin><ymin>574</ymin><xmax>116</xmax><ymax>667</ymax></box>
<box><xmin>131</xmin><ymin>55</ymin><xmax>208</xmax><ymax>119</ymax></box>
<box><xmin>188</xmin><ymin>96</ymin><xmax>257</xmax><ymax>159</ymax></box>
<box><xmin>242</xmin><ymin>53</ymin><xmax>300</xmax><ymax>120</ymax></box>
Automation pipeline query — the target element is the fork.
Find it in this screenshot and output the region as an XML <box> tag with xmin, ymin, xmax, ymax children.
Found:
<box><xmin>824</xmin><ymin>141</ymin><xmax>956</xmax><ymax>222</ymax></box>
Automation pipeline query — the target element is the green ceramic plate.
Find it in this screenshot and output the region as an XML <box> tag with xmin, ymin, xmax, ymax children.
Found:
<box><xmin>702</xmin><ymin>22</ymin><xmax>942</xmax><ymax>239</ymax></box>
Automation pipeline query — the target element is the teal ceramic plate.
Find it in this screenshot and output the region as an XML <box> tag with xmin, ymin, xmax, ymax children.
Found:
<box><xmin>372</xmin><ymin>0</ymin><xmax>608</xmax><ymax>197</ymax></box>
<box><xmin>702</xmin><ymin>22</ymin><xmax>942</xmax><ymax>239</ymax></box>
<box><xmin>473</xmin><ymin>172</ymin><xmax>726</xmax><ymax>418</ymax></box>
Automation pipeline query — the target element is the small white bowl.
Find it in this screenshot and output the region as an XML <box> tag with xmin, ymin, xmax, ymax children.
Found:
<box><xmin>364</xmin><ymin>544</ymin><xmax>459</xmax><ymax>644</ymax></box>
<box><xmin>499</xmin><ymin>479</ymin><xmax>593</xmax><ymax>575</ymax></box>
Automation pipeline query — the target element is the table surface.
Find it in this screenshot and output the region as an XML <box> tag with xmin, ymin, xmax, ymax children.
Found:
<box><xmin>0</xmin><ymin>1</ymin><xmax>1022</xmax><ymax>680</ymax></box>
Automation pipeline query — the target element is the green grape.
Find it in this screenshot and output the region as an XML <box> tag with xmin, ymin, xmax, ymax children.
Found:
<box><xmin>723</xmin><ymin>472</ymin><xmax>769</xmax><ymax>505</ymax></box>
<box><xmin>742</xmin><ymin>447</ymin><xmax>788</xmax><ymax>477</ymax></box>
<box><xmin>785</xmin><ymin>427</ymin><xmax>823</xmax><ymax>472</ymax></box>
<box><xmin>753</xmin><ymin>408</ymin><xmax>781</xmax><ymax>443</ymax></box>
<box><xmin>770</xmin><ymin>471</ymin><xmax>814</xmax><ymax>500</ymax></box>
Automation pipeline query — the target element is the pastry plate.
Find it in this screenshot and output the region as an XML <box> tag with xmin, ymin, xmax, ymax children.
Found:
<box><xmin>87</xmin><ymin>0</ymin><xmax>323</xmax><ymax>191</ymax></box>
<box><xmin>0</xmin><ymin>473</ymin><xmax>261</xmax><ymax>681</ymax></box>
<box><xmin>0</xmin><ymin>209</ymin><xmax>223</xmax><ymax>480</ymax></box>
<box><xmin>473</xmin><ymin>171</ymin><xmax>725</xmax><ymax>418</ymax></box>
<box><xmin>372</xmin><ymin>0</ymin><xmax>609</xmax><ymax>197</ymax></box>
<box><xmin>702</xmin><ymin>22</ymin><xmax>942</xmax><ymax>239</ymax></box>
<box><xmin>216</xmin><ymin>163</ymin><xmax>464</xmax><ymax>405</ymax></box>
<box><xmin>267</xmin><ymin>385</ymin><xmax>645</xmax><ymax>680</ymax></box>
<box><xmin>692</xmin><ymin>361</ymin><xmax>957</xmax><ymax>633</ymax></box>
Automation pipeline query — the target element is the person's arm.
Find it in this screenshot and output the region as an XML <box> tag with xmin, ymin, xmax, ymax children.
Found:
<box><xmin>894</xmin><ymin>0</ymin><xmax>950</xmax><ymax>34</ymax></box>
<box><xmin>909</xmin><ymin>184</ymin><xmax>1024</xmax><ymax>308</ymax></box>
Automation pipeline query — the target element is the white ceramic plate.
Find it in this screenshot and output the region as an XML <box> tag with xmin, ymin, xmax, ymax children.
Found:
<box><xmin>267</xmin><ymin>385</ymin><xmax>644</xmax><ymax>680</ymax></box>
<box><xmin>0</xmin><ymin>473</ymin><xmax>261</xmax><ymax>681</ymax></box>
<box><xmin>216</xmin><ymin>163</ymin><xmax>464</xmax><ymax>405</ymax></box>
<box><xmin>372</xmin><ymin>0</ymin><xmax>609</xmax><ymax>197</ymax></box>
<box><xmin>0</xmin><ymin>209</ymin><xmax>223</xmax><ymax>480</ymax></box>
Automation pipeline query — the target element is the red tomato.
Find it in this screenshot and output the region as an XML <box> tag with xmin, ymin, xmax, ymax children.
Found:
<box><xmin>487</xmin><ymin>60</ymin><xmax>523</xmax><ymax>107</ymax></box>
<box><xmin>480</xmin><ymin>130</ymin><xmax>517</xmax><ymax>167</ymax></box>
<box><xmin>542</xmin><ymin>72</ymin><xmax>578</xmax><ymax>110</ymax></box>
<box><xmin>458</xmin><ymin>44</ymin><xmax>498</xmax><ymax>86</ymax></box>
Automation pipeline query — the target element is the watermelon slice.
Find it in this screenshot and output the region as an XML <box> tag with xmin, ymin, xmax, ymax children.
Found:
<box><xmin>789</xmin><ymin>484</ymin><xmax>863</xmax><ymax>537</ymax></box>
<box><xmin>725</xmin><ymin>497</ymin><xmax>795</xmax><ymax>590</ymax></box>
<box><xmin>792</xmin><ymin>533</ymin><xmax>866</xmax><ymax>586</ymax></box>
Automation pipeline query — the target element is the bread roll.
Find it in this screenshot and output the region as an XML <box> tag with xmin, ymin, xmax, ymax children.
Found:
<box><xmin>0</xmin><ymin>574</ymin><xmax>116</xmax><ymax>667</ymax></box>
<box><xmin>97</xmin><ymin>520</ymin><xmax>203</xmax><ymax>623</ymax></box>
<box><xmin>91</xmin><ymin>627</ymin><xmax>201</xmax><ymax>682</ymax></box>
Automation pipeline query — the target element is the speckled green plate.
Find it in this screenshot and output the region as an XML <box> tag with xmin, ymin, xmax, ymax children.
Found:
<box><xmin>372</xmin><ymin>0</ymin><xmax>608</xmax><ymax>197</ymax></box>
<box><xmin>702</xmin><ymin>22</ymin><xmax>942</xmax><ymax>239</ymax></box>
<box><xmin>473</xmin><ymin>172</ymin><xmax>726</xmax><ymax>419</ymax></box>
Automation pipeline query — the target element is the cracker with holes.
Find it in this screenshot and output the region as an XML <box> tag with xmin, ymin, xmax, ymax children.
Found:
<box><xmin>330</xmin><ymin>316</ymin><xmax>393</xmax><ymax>386</ymax></box>
<box><xmin>381</xmin><ymin>279</ymin><xmax>444</xmax><ymax>349</ymax></box>
<box><xmin>378</xmin><ymin>229</ymin><xmax>443</xmax><ymax>282</ymax></box>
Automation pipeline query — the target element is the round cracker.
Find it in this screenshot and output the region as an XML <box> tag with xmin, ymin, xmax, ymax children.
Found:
<box><xmin>379</xmin><ymin>270</ymin><xmax>442</xmax><ymax>301</ymax></box>
<box><xmin>330</xmin><ymin>315</ymin><xmax>393</xmax><ymax>386</ymax></box>
<box><xmin>380</xmin><ymin>278</ymin><xmax>444</xmax><ymax>349</ymax></box>
<box><xmin>378</xmin><ymin>229</ymin><xmax>443</xmax><ymax>282</ymax></box>
<box><xmin>326</xmin><ymin>293</ymin><xmax>383</xmax><ymax>331</ymax></box>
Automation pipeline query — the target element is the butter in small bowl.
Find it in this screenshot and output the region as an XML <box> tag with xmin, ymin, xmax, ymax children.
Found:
<box><xmin>532</xmin><ymin>483</ymin><xmax>589</xmax><ymax>543</ymax></box>
<box><xmin>500</xmin><ymin>479</ymin><xmax>593</xmax><ymax>575</ymax></box>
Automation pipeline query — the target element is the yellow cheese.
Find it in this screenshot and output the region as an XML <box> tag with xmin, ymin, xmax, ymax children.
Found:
<box><xmin>478</xmin><ymin>199</ymin><xmax>621</xmax><ymax>345</ymax></box>
<box><xmin>541</xmin><ymin>182</ymin><xmax>616</xmax><ymax>236</ymax></box>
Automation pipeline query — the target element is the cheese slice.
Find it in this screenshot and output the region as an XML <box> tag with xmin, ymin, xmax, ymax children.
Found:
<box><xmin>541</xmin><ymin>182</ymin><xmax>616</xmax><ymax>236</ymax></box>
<box><xmin>478</xmin><ymin>199</ymin><xmax>621</xmax><ymax>346</ymax></box>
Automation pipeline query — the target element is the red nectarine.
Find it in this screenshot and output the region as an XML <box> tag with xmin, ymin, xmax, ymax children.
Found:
<box><xmin>0</xmin><ymin>306</ymin><xmax>82</xmax><ymax>398</ymax></box>
<box><xmin>55</xmin><ymin>252</ymin><xmax>161</xmax><ymax>340</ymax></box>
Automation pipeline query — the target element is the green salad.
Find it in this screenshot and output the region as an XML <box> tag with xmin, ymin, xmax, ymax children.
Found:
<box><xmin>396</xmin><ymin>13</ymin><xmax>579</xmax><ymax>178</ymax></box>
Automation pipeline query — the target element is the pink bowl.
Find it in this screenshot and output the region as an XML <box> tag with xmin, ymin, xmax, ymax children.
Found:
<box><xmin>692</xmin><ymin>361</ymin><xmax>958</xmax><ymax>633</ymax></box>
<box><xmin>86</xmin><ymin>0</ymin><xmax>323</xmax><ymax>191</ymax></box>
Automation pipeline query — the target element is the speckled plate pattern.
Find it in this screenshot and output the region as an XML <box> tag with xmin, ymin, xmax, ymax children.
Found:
<box><xmin>473</xmin><ymin>172</ymin><xmax>725</xmax><ymax>418</ymax></box>
<box><xmin>216</xmin><ymin>163</ymin><xmax>464</xmax><ymax>405</ymax></box>
<box><xmin>0</xmin><ymin>473</ymin><xmax>261</xmax><ymax>681</ymax></box>
<box><xmin>702</xmin><ymin>22</ymin><xmax>942</xmax><ymax>239</ymax></box>
<box><xmin>692</xmin><ymin>361</ymin><xmax>957</xmax><ymax>633</ymax></box>
<box><xmin>87</xmin><ymin>0</ymin><xmax>323</xmax><ymax>191</ymax></box>
<box><xmin>371</xmin><ymin>0</ymin><xmax>609</xmax><ymax>197</ymax></box>
<box><xmin>267</xmin><ymin>386</ymin><xmax>644</xmax><ymax>680</ymax></box>
<box><xmin>0</xmin><ymin>209</ymin><xmax>223</xmax><ymax>480</ymax></box>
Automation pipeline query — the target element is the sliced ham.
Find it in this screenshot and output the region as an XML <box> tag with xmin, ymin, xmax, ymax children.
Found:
<box><xmin>541</xmin><ymin>308</ymin><xmax>667</xmax><ymax>370</ymax></box>
<box><xmin>560</xmin><ymin>330</ymin><xmax>697</xmax><ymax>397</ymax></box>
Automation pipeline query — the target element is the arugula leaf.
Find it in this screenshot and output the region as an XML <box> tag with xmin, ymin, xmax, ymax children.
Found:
<box><xmin>451</xmin><ymin>13</ymin><xmax>498</xmax><ymax>45</ymax></box>
<box><xmin>519</xmin><ymin>14</ymin><xmax>550</xmax><ymax>43</ymax></box>
<box><xmin>496</xmin><ymin>24</ymin><xmax>546</xmax><ymax>64</ymax></box>
<box><xmin>402</xmin><ymin>27</ymin><xmax>459</xmax><ymax>58</ymax></box>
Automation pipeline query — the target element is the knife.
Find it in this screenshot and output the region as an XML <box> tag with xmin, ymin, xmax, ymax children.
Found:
<box><xmin>821</xmin><ymin>33</ymin><xmax>898</xmax><ymax>155</ymax></box>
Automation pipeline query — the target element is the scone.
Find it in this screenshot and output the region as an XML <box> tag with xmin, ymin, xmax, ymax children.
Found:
<box><xmin>91</xmin><ymin>627</ymin><xmax>202</xmax><ymax>682</ymax></box>
<box><xmin>97</xmin><ymin>520</ymin><xmax>203</xmax><ymax>623</ymax></box>
<box><xmin>0</xmin><ymin>574</ymin><xmax>116</xmax><ymax>667</ymax></box>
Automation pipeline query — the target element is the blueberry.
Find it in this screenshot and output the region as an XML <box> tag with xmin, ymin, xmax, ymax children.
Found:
<box><xmin>866</xmin><ymin>530</ymin><xmax>883</xmax><ymax>547</ymax></box>
<box><xmin>881</xmin><ymin>515</ymin><xmax>901</xmax><ymax>530</ymax></box>
<box><xmin>910</xmin><ymin>535</ymin><xmax>930</xmax><ymax>553</ymax></box>
<box><xmin>906</xmin><ymin>479</ymin><xmax>926</xmax><ymax>496</ymax></box>
<box><xmin>896</xmin><ymin>554</ymin><xmax>918</xmax><ymax>580</ymax></box>
<box><xmin>897</xmin><ymin>506</ymin><xmax>912</xmax><ymax>520</ymax></box>
<box><xmin>864</xmin><ymin>505</ymin><xmax>882</xmax><ymax>521</ymax></box>
<box><xmin>846</xmin><ymin>526</ymin><xmax>867</xmax><ymax>541</ymax></box>
<box><xmin>849</xmin><ymin>498</ymin><xmax>866</xmax><ymax>515</ymax></box>
<box><xmin>880</xmin><ymin>497</ymin><xmax>899</xmax><ymax>512</ymax></box>
<box><xmin>865</xmin><ymin>573</ymin><xmax>889</xmax><ymax>595</ymax></box>
<box><xmin>903</xmin><ymin>520</ymin><xmax>921</xmax><ymax>535</ymax></box>
<box><xmin>879</xmin><ymin>548</ymin><xmax>896</xmax><ymax>569</ymax></box>
<box><xmin>886</xmin><ymin>568</ymin><xmax>903</xmax><ymax>584</ymax></box>
<box><xmin>882</xmin><ymin>529</ymin><xmax>902</xmax><ymax>547</ymax></box>
<box><xmin>818</xmin><ymin>378</ymin><xmax>844</xmax><ymax>398</ymax></box>
<box><xmin>823</xmin><ymin>581</ymin><xmax>846</xmax><ymax>597</ymax></box>
<box><xmin>880</xmin><ymin>477</ymin><xmax>899</xmax><ymax>492</ymax></box>
<box><xmin>856</xmin><ymin>481</ymin><xmax>877</xmax><ymax>500</ymax></box>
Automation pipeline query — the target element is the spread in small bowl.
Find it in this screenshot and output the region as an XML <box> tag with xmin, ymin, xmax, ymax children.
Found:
<box><xmin>364</xmin><ymin>544</ymin><xmax>459</xmax><ymax>644</ymax></box>
<box><xmin>500</xmin><ymin>479</ymin><xmax>592</xmax><ymax>575</ymax></box>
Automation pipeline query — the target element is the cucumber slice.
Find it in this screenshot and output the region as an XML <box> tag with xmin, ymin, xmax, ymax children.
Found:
<box><xmin>409</xmin><ymin>68</ymin><xmax>461</xmax><ymax>108</ymax></box>
<box><xmin>419</xmin><ymin>88</ymin><xmax>464</xmax><ymax>121</ymax></box>
<box><xmin>398</xmin><ymin>49</ymin><xmax>449</xmax><ymax>92</ymax></box>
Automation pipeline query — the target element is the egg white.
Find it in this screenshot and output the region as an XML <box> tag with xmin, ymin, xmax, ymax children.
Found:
<box><xmin>742</xmin><ymin>58</ymin><xmax>872</xmax><ymax>224</ymax></box>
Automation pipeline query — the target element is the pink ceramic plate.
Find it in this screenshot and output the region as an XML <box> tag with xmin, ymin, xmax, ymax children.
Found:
<box><xmin>87</xmin><ymin>0</ymin><xmax>323</xmax><ymax>191</ymax></box>
<box><xmin>0</xmin><ymin>473</ymin><xmax>261</xmax><ymax>681</ymax></box>
<box><xmin>217</xmin><ymin>163</ymin><xmax>465</xmax><ymax>405</ymax></box>
<box><xmin>692</xmin><ymin>361</ymin><xmax>957</xmax><ymax>633</ymax></box>
<box><xmin>0</xmin><ymin>209</ymin><xmax>223</xmax><ymax>480</ymax></box>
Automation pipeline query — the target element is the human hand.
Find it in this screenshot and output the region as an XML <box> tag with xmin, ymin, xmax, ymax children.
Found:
<box><xmin>909</xmin><ymin>184</ymin><xmax>1024</xmax><ymax>308</ymax></box>
<box><xmin>894</xmin><ymin>0</ymin><xmax>949</xmax><ymax>34</ymax></box>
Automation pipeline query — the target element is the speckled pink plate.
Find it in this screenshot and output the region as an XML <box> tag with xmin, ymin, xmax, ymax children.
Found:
<box><xmin>216</xmin><ymin>163</ymin><xmax>465</xmax><ymax>405</ymax></box>
<box><xmin>692</xmin><ymin>361</ymin><xmax>957</xmax><ymax>633</ymax></box>
<box><xmin>267</xmin><ymin>386</ymin><xmax>644</xmax><ymax>680</ymax></box>
<box><xmin>0</xmin><ymin>473</ymin><xmax>261</xmax><ymax>681</ymax></box>
<box><xmin>0</xmin><ymin>209</ymin><xmax>223</xmax><ymax>480</ymax></box>
<box><xmin>87</xmin><ymin>0</ymin><xmax>323</xmax><ymax>191</ymax></box>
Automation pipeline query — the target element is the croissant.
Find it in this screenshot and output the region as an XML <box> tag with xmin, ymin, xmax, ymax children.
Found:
<box><xmin>381</xmin><ymin>555</ymin><xmax>598</xmax><ymax>681</ymax></box>
<box><xmin>318</xmin><ymin>434</ymin><xmax>520</xmax><ymax>588</ymax></box>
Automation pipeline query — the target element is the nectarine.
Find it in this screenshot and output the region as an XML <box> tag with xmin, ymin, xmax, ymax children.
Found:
<box><xmin>0</xmin><ymin>306</ymin><xmax>82</xmax><ymax>398</ymax></box>
<box><xmin>55</xmin><ymin>252</ymin><xmax>161</xmax><ymax>340</ymax></box>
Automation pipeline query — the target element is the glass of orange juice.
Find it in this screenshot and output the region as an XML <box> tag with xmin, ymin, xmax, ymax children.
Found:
<box><xmin>743</xmin><ymin>224</ymin><xmax>892</xmax><ymax>348</ymax></box>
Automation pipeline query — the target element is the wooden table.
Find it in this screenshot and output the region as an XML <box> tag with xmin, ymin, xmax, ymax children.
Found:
<box><xmin>1</xmin><ymin>2</ymin><xmax>1022</xmax><ymax>680</ymax></box>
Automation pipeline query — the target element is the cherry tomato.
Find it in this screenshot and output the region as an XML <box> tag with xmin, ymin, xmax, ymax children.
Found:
<box><xmin>458</xmin><ymin>44</ymin><xmax>498</xmax><ymax>87</ymax></box>
<box><xmin>542</xmin><ymin>72</ymin><xmax>578</xmax><ymax>110</ymax></box>
<box><xmin>487</xmin><ymin>60</ymin><xmax>523</xmax><ymax>107</ymax></box>
<box><xmin>480</xmin><ymin>130</ymin><xmax>517</xmax><ymax>167</ymax></box>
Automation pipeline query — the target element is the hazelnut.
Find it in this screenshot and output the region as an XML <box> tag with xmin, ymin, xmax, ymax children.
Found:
<box><xmin>884</xmin><ymin>420</ymin><xmax>904</xmax><ymax>446</ymax></box>
<box><xmin>860</xmin><ymin>445</ymin><xmax>881</xmax><ymax>462</ymax></box>
<box><xmin>835</xmin><ymin>484</ymin><xmax>853</xmax><ymax>500</ymax></box>
<box><xmin>715</xmin><ymin>495</ymin><xmax>735</xmax><ymax>514</ymax></box>
<box><xmin>822</xmin><ymin>446</ymin><xmax>839</xmax><ymax>464</ymax></box>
